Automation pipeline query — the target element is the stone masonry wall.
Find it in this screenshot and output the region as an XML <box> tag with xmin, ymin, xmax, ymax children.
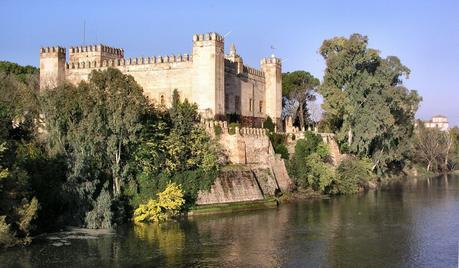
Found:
<box><xmin>195</xmin><ymin>168</ymin><xmax>264</xmax><ymax>205</ymax></box>
<box><xmin>195</xmin><ymin>120</ymin><xmax>294</xmax><ymax>205</ymax></box>
<box><xmin>40</xmin><ymin>33</ymin><xmax>282</xmax><ymax>121</ymax></box>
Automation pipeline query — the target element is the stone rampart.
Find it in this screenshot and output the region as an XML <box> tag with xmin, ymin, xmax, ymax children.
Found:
<box><xmin>196</xmin><ymin>120</ymin><xmax>295</xmax><ymax>204</ymax></box>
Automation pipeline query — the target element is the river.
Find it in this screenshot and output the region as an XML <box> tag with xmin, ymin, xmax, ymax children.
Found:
<box><xmin>1</xmin><ymin>174</ymin><xmax>459</xmax><ymax>267</ymax></box>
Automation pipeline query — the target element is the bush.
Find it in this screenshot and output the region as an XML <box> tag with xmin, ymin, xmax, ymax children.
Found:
<box><xmin>263</xmin><ymin>116</ymin><xmax>275</xmax><ymax>132</ymax></box>
<box><xmin>133</xmin><ymin>182</ymin><xmax>185</xmax><ymax>223</ymax></box>
<box><xmin>269</xmin><ymin>133</ymin><xmax>287</xmax><ymax>149</ymax></box>
<box><xmin>228</xmin><ymin>123</ymin><xmax>240</xmax><ymax>135</ymax></box>
<box><xmin>214</xmin><ymin>124</ymin><xmax>222</xmax><ymax>136</ymax></box>
<box><xmin>332</xmin><ymin>157</ymin><xmax>373</xmax><ymax>194</ymax></box>
<box><xmin>288</xmin><ymin>132</ymin><xmax>334</xmax><ymax>192</ymax></box>
<box><xmin>304</xmin><ymin>153</ymin><xmax>335</xmax><ymax>192</ymax></box>
<box><xmin>275</xmin><ymin>144</ymin><xmax>289</xmax><ymax>159</ymax></box>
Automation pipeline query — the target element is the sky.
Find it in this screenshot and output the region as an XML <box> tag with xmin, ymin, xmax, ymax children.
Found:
<box><xmin>0</xmin><ymin>0</ymin><xmax>458</xmax><ymax>126</ymax></box>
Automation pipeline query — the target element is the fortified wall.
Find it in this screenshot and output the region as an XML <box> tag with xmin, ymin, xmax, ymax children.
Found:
<box><xmin>39</xmin><ymin>33</ymin><xmax>282</xmax><ymax>126</ymax></box>
<box><xmin>195</xmin><ymin>121</ymin><xmax>294</xmax><ymax>205</ymax></box>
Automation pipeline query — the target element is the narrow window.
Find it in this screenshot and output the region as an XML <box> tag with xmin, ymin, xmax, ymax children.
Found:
<box><xmin>160</xmin><ymin>95</ymin><xmax>165</xmax><ymax>105</ymax></box>
<box><xmin>249</xmin><ymin>98</ymin><xmax>253</xmax><ymax>112</ymax></box>
<box><xmin>259</xmin><ymin>101</ymin><xmax>263</xmax><ymax>113</ymax></box>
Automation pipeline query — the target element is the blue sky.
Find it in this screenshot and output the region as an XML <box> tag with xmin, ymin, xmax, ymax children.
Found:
<box><xmin>1</xmin><ymin>0</ymin><xmax>458</xmax><ymax>126</ymax></box>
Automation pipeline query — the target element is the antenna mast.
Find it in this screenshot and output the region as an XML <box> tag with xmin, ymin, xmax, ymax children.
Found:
<box><xmin>83</xmin><ymin>20</ymin><xmax>86</xmax><ymax>44</ymax></box>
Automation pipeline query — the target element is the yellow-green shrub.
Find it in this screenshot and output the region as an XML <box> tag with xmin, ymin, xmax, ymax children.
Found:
<box><xmin>133</xmin><ymin>182</ymin><xmax>185</xmax><ymax>223</ymax></box>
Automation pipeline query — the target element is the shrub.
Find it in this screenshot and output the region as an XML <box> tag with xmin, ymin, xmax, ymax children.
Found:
<box><xmin>275</xmin><ymin>144</ymin><xmax>289</xmax><ymax>159</ymax></box>
<box><xmin>263</xmin><ymin>116</ymin><xmax>275</xmax><ymax>132</ymax></box>
<box><xmin>305</xmin><ymin>153</ymin><xmax>335</xmax><ymax>192</ymax></box>
<box><xmin>332</xmin><ymin>157</ymin><xmax>373</xmax><ymax>194</ymax></box>
<box><xmin>0</xmin><ymin>216</ymin><xmax>15</xmax><ymax>248</ymax></box>
<box><xmin>288</xmin><ymin>132</ymin><xmax>333</xmax><ymax>192</ymax></box>
<box><xmin>228</xmin><ymin>123</ymin><xmax>240</xmax><ymax>135</ymax></box>
<box><xmin>85</xmin><ymin>188</ymin><xmax>113</xmax><ymax>229</ymax></box>
<box><xmin>133</xmin><ymin>182</ymin><xmax>185</xmax><ymax>223</ymax></box>
<box><xmin>269</xmin><ymin>133</ymin><xmax>287</xmax><ymax>149</ymax></box>
<box><xmin>214</xmin><ymin>124</ymin><xmax>222</xmax><ymax>136</ymax></box>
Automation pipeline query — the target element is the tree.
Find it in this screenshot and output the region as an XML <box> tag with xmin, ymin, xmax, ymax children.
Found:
<box><xmin>318</xmin><ymin>34</ymin><xmax>421</xmax><ymax>174</ymax></box>
<box><xmin>126</xmin><ymin>89</ymin><xmax>219</xmax><ymax>207</ymax></box>
<box><xmin>414</xmin><ymin>123</ymin><xmax>452</xmax><ymax>172</ymax></box>
<box><xmin>282</xmin><ymin>71</ymin><xmax>320</xmax><ymax>130</ymax></box>
<box><xmin>41</xmin><ymin>68</ymin><xmax>149</xmax><ymax>227</ymax></box>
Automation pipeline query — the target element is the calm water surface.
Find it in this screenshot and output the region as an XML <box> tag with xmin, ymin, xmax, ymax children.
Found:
<box><xmin>2</xmin><ymin>175</ymin><xmax>459</xmax><ymax>267</ymax></box>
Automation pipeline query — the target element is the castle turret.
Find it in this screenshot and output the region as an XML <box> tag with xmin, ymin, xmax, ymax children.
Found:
<box><xmin>261</xmin><ymin>55</ymin><xmax>282</xmax><ymax>126</ymax></box>
<box><xmin>69</xmin><ymin>44</ymin><xmax>124</xmax><ymax>64</ymax></box>
<box><xmin>192</xmin><ymin>32</ymin><xmax>225</xmax><ymax>119</ymax></box>
<box><xmin>40</xmin><ymin>46</ymin><xmax>66</xmax><ymax>90</ymax></box>
<box><xmin>226</xmin><ymin>43</ymin><xmax>243</xmax><ymax>74</ymax></box>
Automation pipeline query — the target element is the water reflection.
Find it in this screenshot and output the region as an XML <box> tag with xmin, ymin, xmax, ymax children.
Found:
<box><xmin>133</xmin><ymin>223</ymin><xmax>185</xmax><ymax>266</ymax></box>
<box><xmin>1</xmin><ymin>175</ymin><xmax>459</xmax><ymax>267</ymax></box>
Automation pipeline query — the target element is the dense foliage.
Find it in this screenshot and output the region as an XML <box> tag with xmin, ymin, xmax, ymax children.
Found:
<box><xmin>0</xmin><ymin>65</ymin><xmax>219</xmax><ymax>247</ymax></box>
<box><xmin>0</xmin><ymin>63</ymin><xmax>41</xmax><ymax>247</ymax></box>
<box><xmin>288</xmin><ymin>132</ymin><xmax>334</xmax><ymax>191</ymax></box>
<box><xmin>318</xmin><ymin>34</ymin><xmax>421</xmax><ymax>174</ymax></box>
<box><xmin>133</xmin><ymin>182</ymin><xmax>185</xmax><ymax>223</ymax></box>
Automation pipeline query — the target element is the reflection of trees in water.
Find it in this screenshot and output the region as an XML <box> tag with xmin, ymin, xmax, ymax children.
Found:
<box><xmin>325</xmin><ymin>190</ymin><xmax>414</xmax><ymax>267</ymax></box>
<box><xmin>186</xmin><ymin>208</ymin><xmax>292</xmax><ymax>267</ymax></box>
<box><xmin>133</xmin><ymin>222</ymin><xmax>185</xmax><ymax>266</ymax></box>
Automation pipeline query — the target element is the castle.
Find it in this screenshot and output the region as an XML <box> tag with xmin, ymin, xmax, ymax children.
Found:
<box><xmin>39</xmin><ymin>32</ymin><xmax>282</xmax><ymax>127</ymax></box>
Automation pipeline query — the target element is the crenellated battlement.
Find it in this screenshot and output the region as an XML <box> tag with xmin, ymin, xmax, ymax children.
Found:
<box><xmin>243</xmin><ymin>65</ymin><xmax>265</xmax><ymax>78</ymax></box>
<box><xmin>69</xmin><ymin>45</ymin><xmax>124</xmax><ymax>57</ymax></box>
<box><xmin>193</xmin><ymin>32</ymin><xmax>224</xmax><ymax>43</ymax></box>
<box><xmin>225</xmin><ymin>59</ymin><xmax>265</xmax><ymax>78</ymax></box>
<box><xmin>66</xmin><ymin>53</ymin><xmax>193</xmax><ymax>69</ymax></box>
<box><xmin>261</xmin><ymin>56</ymin><xmax>281</xmax><ymax>65</ymax></box>
<box><xmin>39</xmin><ymin>32</ymin><xmax>282</xmax><ymax>123</ymax></box>
<box><xmin>40</xmin><ymin>46</ymin><xmax>66</xmax><ymax>55</ymax></box>
<box><xmin>203</xmin><ymin>119</ymin><xmax>268</xmax><ymax>137</ymax></box>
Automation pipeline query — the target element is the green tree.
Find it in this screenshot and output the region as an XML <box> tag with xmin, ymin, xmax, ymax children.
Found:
<box><xmin>333</xmin><ymin>157</ymin><xmax>373</xmax><ymax>194</ymax></box>
<box><xmin>282</xmin><ymin>71</ymin><xmax>320</xmax><ymax>130</ymax></box>
<box><xmin>126</xmin><ymin>89</ymin><xmax>219</xmax><ymax>208</ymax></box>
<box><xmin>41</xmin><ymin>68</ymin><xmax>149</xmax><ymax>227</ymax></box>
<box><xmin>318</xmin><ymin>34</ymin><xmax>421</xmax><ymax>174</ymax></box>
<box><xmin>288</xmin><ymin>132</ymin><xmax>332</xmax><ymax>190</ymax></box>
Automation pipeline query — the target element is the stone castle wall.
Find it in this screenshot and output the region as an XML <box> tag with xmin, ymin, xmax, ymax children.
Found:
<box><xmin>65</xmin><ymin>56</ymin><xmax>194</xmax><ymax>104</ymax></box>
<box><xmin>196</xmin><ymin>120</ymin><xmax>294</xmax><ymax>206</ymax></box>
<box><xmin>39</xmin><ymin>32</ymin><xmax>282</xmax><ymax>123</ymax></box>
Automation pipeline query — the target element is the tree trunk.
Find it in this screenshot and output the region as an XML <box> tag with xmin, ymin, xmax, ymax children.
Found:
<box><xmin>348</xmin><ymin>127</ymin><xmax>353</xmax><ymax>145</ymax></box>
<box><xmin>113</xmin><ymin>139</ymin><xmax>122</xmax><ymax>196</ymax></box>
<box><xmin>298</xmin><ymin>101</ymin><xmax>305</xmax><ymax>131</ymax></box>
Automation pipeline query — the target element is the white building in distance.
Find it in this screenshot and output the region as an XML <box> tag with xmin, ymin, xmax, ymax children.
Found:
<box><xmin>424</xmin><ymin>115</ymin><xmax>449</xmax><ymax>131</ymax></box>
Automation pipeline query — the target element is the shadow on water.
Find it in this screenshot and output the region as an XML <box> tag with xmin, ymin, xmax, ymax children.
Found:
<box><xmin>1</xmin><ymin>174</ymin><xmax>459</xmax><ymax>267</ymax></box>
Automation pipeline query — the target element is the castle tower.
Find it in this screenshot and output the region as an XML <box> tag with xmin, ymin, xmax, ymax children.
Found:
<box><xmin>192</xmin><ymin>32</ymin><xmax>225</xmax><ymax>118</ymax></box>
<box><xmin>39</xmin><ymin>46</ymin><xmax>66</xmax><ymax>90</ymax></box>
<box><xmin>261</xmin><ymin>55</ymin><xmax>282</xmax><ymax>125</ymax></box>
<box><xmin>69</xmin><ymin>44</ymin><xmax>124</xmax><ymax>64</ymax></box>
<box><xmin>226</xmin><ymin>43</ymin><xmax>243</xmax><ymax>74</ymax></box>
